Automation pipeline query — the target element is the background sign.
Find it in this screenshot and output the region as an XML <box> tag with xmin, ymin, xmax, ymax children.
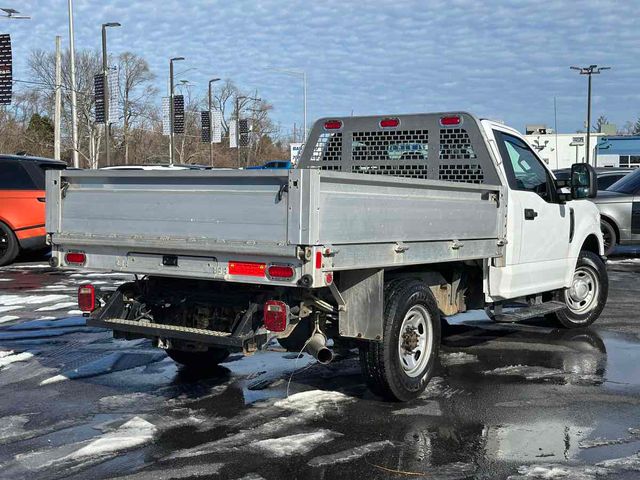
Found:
<box><xmin>0</xmin><ymin>34</ymin><xmax>12</xmax><ymax>105</ymax></box>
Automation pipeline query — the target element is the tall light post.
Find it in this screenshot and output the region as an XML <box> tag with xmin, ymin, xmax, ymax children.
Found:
<box><xmin>102</xmin><ymin>22</ymin><xmax>120</xmax><ymax>167</ymax></box>
<box><xmin>570</xmin><ymin>64</ymin><xmax>611</xmax><ymax>166</ymax></box>
<box><xmin>269</xmin><ymin>68</ymin><xmax>307</xmax><ymax>139</ymax></box>
<box><xmin>67</xmin><ymin>0</ymin><xmax>79</xmax><ymax>167</ymax></box>
<box><xmin>208</xmin><ymin>78</ymin><xmax>220</xmax><ymax>166</ymax></box>
<box><xmin>169</xmin><ymin>56</ymin><xmax>184</xmax><ymax>166</ymax></box>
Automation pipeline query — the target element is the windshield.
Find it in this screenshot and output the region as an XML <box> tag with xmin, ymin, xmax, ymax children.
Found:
<box><xmin>606</xmin><ymin>168</ymin><xmax>640</xmax><ymax>194</ymax></box>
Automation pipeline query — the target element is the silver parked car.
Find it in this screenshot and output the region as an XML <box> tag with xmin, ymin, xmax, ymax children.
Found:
<box><xmin>593</xmin><ymin>168</ymin><xmax>640</xmax><ymax>255</ymax></box>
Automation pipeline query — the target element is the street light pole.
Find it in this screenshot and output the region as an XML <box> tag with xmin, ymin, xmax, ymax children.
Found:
<box><xmin>208</xmin><ymin>78</ymin><xmax>220</xmax><ymax>166</ymax></box>
<box><xmin>169</xmin><ymin>57</ymin><xmax>184</xmax><ymax>166</ymax></box>
<box><xmin>570</xmin><ymin>64</ymin><xmax>611</xmax><ymax>166</ymax></box>
<box><xmin>102</xmin><ymin>22</ymin><xmax>120</xmax><ymax>167</ymax></box>
<box><xmin>67</xmin><ymin>0</ymin><xmax>79</xmax><ymax>168</ymax></box>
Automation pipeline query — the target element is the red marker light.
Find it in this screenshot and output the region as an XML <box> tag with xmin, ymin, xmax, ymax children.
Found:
<box><xmin>228</xmin><ymin>261</ymin><xmax>266</xmax><ymax>277</ymax></box>
<box><xmin>440</xmin><ymin>115</ymin><xmax>462</xmax><ymax>126</ymax></box>
<box><xmin>263</xmin><ymin>300</ymin><xmax>289</xmax><ymax>332</ymax></box>
<box><xmin>65</xmin><ymin>252</ymin><xmax>86</xmax><ymax>265</ymax></box>
<box><xmin>380</xmin><ymin>117</ymin><xmax>400</xmax><ymax>128</ymax></box>
<box><xmin>267</xmin><ymin>264</ymin><xmax>295</xmax><ymax>280</ymax></box>
<box><xmin>324</xmin><ymin>120</ymin><xmax>342</xmax><ymax>130</ymax></box>
<box><xmin>78</xmin><ymin>284</ymin><xmax>96</xmax><ymax>312</ymax></box>
<box><xmin>315</xmin><ymin>251</ymin><xmax>323</xmax><ymax>270</ymax></box>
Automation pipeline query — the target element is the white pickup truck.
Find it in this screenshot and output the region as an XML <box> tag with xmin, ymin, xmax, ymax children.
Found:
<box><xmin>46</xmin><ymin>112</ymin><xmax>608</xmax><ymax>401</ymax></box>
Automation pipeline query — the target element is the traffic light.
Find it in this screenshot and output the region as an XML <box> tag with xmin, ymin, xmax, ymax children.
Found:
<box><xmin>239</xmin><ymin>118</ymin><xmax>250</xmax><ymax>147</ymax></box>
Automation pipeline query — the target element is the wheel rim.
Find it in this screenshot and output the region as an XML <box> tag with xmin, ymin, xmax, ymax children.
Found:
<box><xmin>565</xmin><ymin>265</ymin><xmax>599</xmax><ymax>317</ymax></box>
<box><xmin>0</xmin><ymin>230</ymin><xmax>8</xmax><ymax>257</ymax></box>
<box><xmin>397</xmin><ymin>304</ymin><xmax>433</xmax><ymax>378</ymax></box>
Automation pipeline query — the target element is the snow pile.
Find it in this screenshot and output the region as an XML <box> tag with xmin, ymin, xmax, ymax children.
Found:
<box><xmin>0</xmin><ymin>351</ymin><xmax>34</xmax><ymax>369</ymax></box>
<box><xmin>250</xmin><ymin>429</ymin><xmax>341</xmax><ymax>457</ymax></box>
<box><xmin>308</xmin><ymin>440</ymin><xmax>394</xmax><ymax>467</ymax></box>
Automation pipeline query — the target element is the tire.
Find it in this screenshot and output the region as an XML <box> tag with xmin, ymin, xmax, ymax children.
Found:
<box><xmin>359</xmin><ymin>279</ymin><xmax>441</xmax><ymax>402</ymax></box>
<box><xmin>166</xmin><ymin>347</ymin><xmax>230</xmax><ymax>371</ymax></box>
<box><xmin>600</xmin><ymin>220</ymin><xmax>617</xmax><ymax>256</ymax></box>
<box><xmin>550</xmin><ymin>250</ymin><xmax>608</xmax><ymax>329</ymax></box>
<box><xmin>0</xmin><ymin>222</ymin><xmax>19</xmax><ymax>267</ymax></box>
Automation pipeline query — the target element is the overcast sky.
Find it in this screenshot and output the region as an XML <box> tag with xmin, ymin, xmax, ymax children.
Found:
<box><xmin>3</xmin><ymin>0</ymin><xmax>639</xmax><ymax>136</ymax></box>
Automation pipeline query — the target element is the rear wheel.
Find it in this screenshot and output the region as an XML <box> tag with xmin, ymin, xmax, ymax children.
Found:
<box><xmin>359</xmin><ymin>279</ymin><xmax>441</xmax><ymax>401</ymax></box>
<box><xmin>550</xmin><ymin>250</ymin><xmax>608</xmax><ymax>328</ymax></box>
<box><xmin>600</xmin><ymin>220</ymin><xmax>616</xmax><ymax>256</ymax></box>
<box><xmin>0</xmin><ymin>222</ymin><xmax>19</xmax><ymax>267</ymax></box>
<box><xmin>166</xmin><ymin>347</ymin><xmax>230</xmax><ymax>371</ymax></box>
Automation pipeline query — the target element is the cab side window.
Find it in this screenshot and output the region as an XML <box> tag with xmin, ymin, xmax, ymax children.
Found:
<box><xmin>494</xmin><ymin>131</ymin><xmax>554</xmax><ymax>201</ymax></box>
<box><xmin>0</xmin><ymin>160</ymin><xmax>37</xmax><ymax>190</ymax></box>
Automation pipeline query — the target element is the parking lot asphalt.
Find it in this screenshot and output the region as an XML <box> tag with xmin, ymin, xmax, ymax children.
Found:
<box><xmin>1</xmin><ymin>253</ymin><xmax>640</xmax><ymax>480</ymax></box>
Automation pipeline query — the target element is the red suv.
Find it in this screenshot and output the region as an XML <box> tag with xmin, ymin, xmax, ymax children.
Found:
<box><xmin>0</xmin><ymin>155</ymin><xmax>67</xmax><ymax>266</ymax></box>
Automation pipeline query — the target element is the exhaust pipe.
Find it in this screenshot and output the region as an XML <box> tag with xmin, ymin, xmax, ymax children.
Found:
<box><xmin>305</xmin><ymin>331</ymin><xmax>333</xmax><ymax>364</ymax></box>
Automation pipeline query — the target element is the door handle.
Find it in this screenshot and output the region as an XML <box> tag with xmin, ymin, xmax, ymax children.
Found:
<box><xmin>524</xmin><ymin>208</ymin><xmax>538</xmax><ymax>220</ymax></box>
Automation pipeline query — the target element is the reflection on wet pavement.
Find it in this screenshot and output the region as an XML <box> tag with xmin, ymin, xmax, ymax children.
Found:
<box><xmin>2</xmin><ymin>262</ymin><xmax>640</xmax><ymax>479</ymax></box>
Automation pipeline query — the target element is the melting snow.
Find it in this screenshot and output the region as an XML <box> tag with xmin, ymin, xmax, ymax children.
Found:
<box><xmin>483</xmin><ymin>365</ymin><xmax>565</xmax><ymax>380</ymax></box>
<box><xmin>597</xmin><ymin>452</ymin><xmax>640</xmax><ymax>471</ymax></box>
<box><xmin>0</xmin><ymin>294</ymin><xmax>70</xmax><ymax>306</ymax></box>
<box><xmin>0</xmin><ymin>315</ymin><xmax>19</xmax><ymax>323</ymax></box>
<box><xmin>308</xmin><ymin>440</ymin><xmax>395</xmax><ymax>466</ymax></box>
<box><xmin>250</xmin><ymin>429</ymin><xmax>341</xmax><ymax>457</ymax></box>
<box><xmin>0</xmin><ymin>305</ymin><xmax>22</xmax><ymax>313</ymax></box>
<box><xmin>70</xmin><ymin>416</ymin><xmax>156</xmax><ymax>459</ymax></box>
<box><xmin>510</xmin><ymin>463</ymin><xmax>607</xmax><ymax>479</ymax></box>
<box><xmin>440</xmin><ymin>351</ymin><xmax>479</xmax><ymax>366</ymax></box>
<box><xmin>274</xmin><ymin>389</ymin><xmax>355</xmax><ymax>414</ymax></box>
<box><xmin>36</xmin><ymin>301</ymin><xmax>79</xmax><ymax>311</ymax></box>
<box><xmin>0</xmin><ymin>351</ymin><xmax>34</xmax><ymax>369</ymax></box>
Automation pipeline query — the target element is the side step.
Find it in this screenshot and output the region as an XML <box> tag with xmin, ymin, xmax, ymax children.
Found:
<box><xmin>492</xmin><ymin>301</ymin><xmax>566</xmax><ymax>323</ymax></box>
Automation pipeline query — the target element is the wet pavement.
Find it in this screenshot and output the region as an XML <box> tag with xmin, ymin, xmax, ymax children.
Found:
<box><xmin>1</xmin><ymin>253</ymin><xmax>640</xmax><ymax>479</ymax></box>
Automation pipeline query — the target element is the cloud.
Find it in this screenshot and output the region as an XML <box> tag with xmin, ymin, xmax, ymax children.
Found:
<box><xmin>2</xmin><ymin>0</ymin><xmax>638</xmax><ymax>135</ymax></box>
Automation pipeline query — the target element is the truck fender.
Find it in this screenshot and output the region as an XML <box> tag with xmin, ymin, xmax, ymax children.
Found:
<box><xmin>563</xmin><ymin>202</ymin><xmax>604</xmax><ymax>287</ymax></box>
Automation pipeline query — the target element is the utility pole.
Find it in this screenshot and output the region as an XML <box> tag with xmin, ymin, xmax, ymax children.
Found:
<box><xmin>570</xmin><ymin>64</ymin><xmax>611</xmax><ymax>166</ymax></box>
<box><xmin>208</xmin><ymin>77</ymin><xmax>220</xmax><ymax>166</ymax></box>
<box><xmin>54</xmin><ymin>36</ymin><xmax>62</xmax><ymax>161</ymax></box>
<box><xmin>67</xmin><ymin>0</ymin><xmax>79</xmax><ymax>168</ymax></box>
<box><xmin>102</xmin><ymin>22</ymin><xmax>120</xmax><ymax>167</ymax></box>
<box><xmin>169</xmin><ymin>57</ymin><xmax>184</xmax><ymax>166</ymax></box>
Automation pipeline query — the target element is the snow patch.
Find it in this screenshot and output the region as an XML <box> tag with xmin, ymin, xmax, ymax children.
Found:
<box><xmin>40</xmin><ymin>374</ymin><xmax>67</xmax><ymax>386</ymax></box>
<box><xmin>308</xmin><ymin>440</ymin><xmax>394</xmax><ymax>467</ymax></box>
<box><xmin>0</xmin><ymin>294</ymin><xmax>70</xmax><ymax>306</ymax></box>
<box><xmin>250</xmin><ymin>429</ymin><xmax>341</xmax><ymax>457</ymax></box>
<box><xmin>510</xmin><ymin>464</ymin><xmax>607</xmax><ymax>479</ymax></box>
<box><xmin>483</xmin><ymin>365</ymin><xmax>565</xmax><ymax>380</ymax></box>
<box><xmin>392</xmin><ymin>400</ymin><xmax>442</xmax><ymax>416</ymax></box>
<box><xmin>597</xmin><ymin>452</ymin><xmax>640</xmax><ymax>471</ymax></box>
<box><xmin>0</xmin><ymin>351</ymin><xmax>34</xmax><ymax>369</ymax></box>
<box><xmin>70</xmin><ymin>416</ymin><xmax>156</xmax><ymax>459</ymax></box>
<box><xmin>0</xmin><ymin>315</ymin><xmax>19</xmax><ymax>323</ymax></box>
<box><xmin>274</xmin><ymin>389</ymin><xmax>354</xmax><ymax>414</ymax></box>
<box><xmin>0</xmin><ymin>305</ymin><xmax>22</xmax><ymax>313</ymax></box>
<box><xmin>440</xmin><ymin>351</ymin><xmax>479</xmax><ymax>366</ymax></box>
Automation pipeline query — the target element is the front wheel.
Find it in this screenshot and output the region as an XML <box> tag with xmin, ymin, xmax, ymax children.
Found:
<box><xmin>359</xmin><ymin>279</ymin><xmax>441</xmax><ymax>401</ymax></box>
<box><xmin>550</xmin><ymin>250</ymin><xmax>608</xmax><ymax>328</ymax></box>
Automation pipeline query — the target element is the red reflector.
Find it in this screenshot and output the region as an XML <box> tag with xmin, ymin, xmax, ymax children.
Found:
<box><xmin>78</xmin><ymin>284</ymin><xmax>96</xmax><ymax>312</ymax></box>
<box><xmin>228</xmin><ymin>261</ymin><xmax>266</xmax><ymax>277</ymax></box>
<box><xmin>264</xmin><ymin>300</ymin><xmax>289</xmax><ymax>332</ymax></box>
<box><xmin>440</xmin><ymin>115</ymin><xmax>462</xmax><ymax>126</ymax></box>
<box><xmin>65</xmin><ymin>252</ymin><xmax>86</xmax><ymax>265</ymax></box>
<box><xmin>324</xmin><ymin>120</ymin><xmax>342</xmax><ymax>130</ymax></box>
<box><xmin>315</xmin><ymin>251</ymin><xmax>323</xmax><ymax>269</ymax></box>
<box><xmin>380</xmin><ymin>117</ymin><xmax>400</xmax><ymax>128</ymax></box>
<box><xmin>267</xmin><ymin>265</ymin><xmax>295</xmax><ymax>280</ymax></box>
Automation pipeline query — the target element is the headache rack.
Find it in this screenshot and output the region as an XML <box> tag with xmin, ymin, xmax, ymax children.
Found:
<box><xmin>297</xmin><ymin>112</ymin><xmax>501</xmax><ymax>185</ymax></box>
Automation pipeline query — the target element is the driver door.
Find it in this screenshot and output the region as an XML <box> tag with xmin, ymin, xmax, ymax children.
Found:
<box><xmin>488</xmin><ymin>128</ymin><xmax>571</xmax><ymax>299</ymax></box>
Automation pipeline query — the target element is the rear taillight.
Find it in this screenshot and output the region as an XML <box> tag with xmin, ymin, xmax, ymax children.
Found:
<box><xmin>78</xmin><ymin>284</ymin><xmax>96</xmax><ymax>312</ymax></box>
<box><xmin>440</xmin><ymin>115</ymin><xmax>462</xmax><ymax>126</ymax></box>
<box><xmin>323</xmin><ymin>120</ymin><xmax>342</xmax><ymax>130</ymax></box>
<box><xmin>65</xmin><ymin>251</ymin><xmax>86</xmax><ymax>265</ymax></box>
<box><xmin>263</xmin><ymin>300</ymin><xmax>289</xmax><ymax>332</ymax></box>
<box><xmin>380</xmin><ymin>117</ymin><xmax>400</xmax><ymax>128</ymax></box>
<box><xmin>228</xmin><ymin>261</ymin><xmax>266</xmax><ymax>277</ymax></box>
<box><xmin>267</xmin><ymin>264</ymin><xmax>295</xmax><ymax>280</ymax></box>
